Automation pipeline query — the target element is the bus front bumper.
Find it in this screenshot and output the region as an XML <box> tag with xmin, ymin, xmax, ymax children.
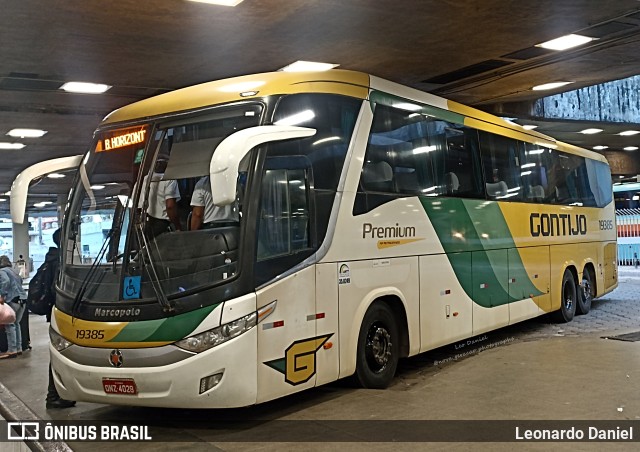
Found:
<box><xmin>50</xmin><ymin>327</ymin><xmax>258</xmax><ymax>408</ymax></box>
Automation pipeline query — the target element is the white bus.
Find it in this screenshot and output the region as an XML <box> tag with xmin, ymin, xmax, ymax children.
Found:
<box><xmin>12</xmin><ymin>70</ymin><xmax>617</xmax><ymax>408</ymax></box>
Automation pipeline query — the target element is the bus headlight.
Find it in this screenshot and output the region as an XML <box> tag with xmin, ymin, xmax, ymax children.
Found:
<box><xmin>175</xmin><ymin>312</ymin><xmax>257</xmax><ymax>353</ymax></box>
<box><xmin>49</xmin><ymin>327</ymin><xmax>73</xmax><ymax>352</ymax></box>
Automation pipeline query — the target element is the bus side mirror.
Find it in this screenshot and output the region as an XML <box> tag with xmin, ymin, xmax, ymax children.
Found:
<box><xmin>10</xmin><ymin>155</ymin><xmax>83</xmax><ymax>224</ymax></box>
<box><xmin>209</xmin><ymin>125</ymin><xmax>316</xmax><ymax>205</ymax></box>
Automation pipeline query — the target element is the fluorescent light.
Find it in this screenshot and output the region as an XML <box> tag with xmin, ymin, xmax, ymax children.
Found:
<box><xmin>522</xmin><ymin>125</ymin><xmax>538</xmax><ymax>130</ymax></box>
<box><xmin>526</xmin><ymin>148</ymin><xmax>545</xmax><ymax>155</ymax></box>
<box><xmin>186</xmin><ymin>0</ymin><xmax>244</xmax><ymax>6</ymax></box>
<box><xmin>0</xmin><ymin>142</ymin><xmax>25</xmax><ymax>150</ymax></box>
<box><xmin>7</xmin><ymin>128</ymin><xmax>47</xmax><ymax>138</ymax></box>
<box><xmin>413</xmin><ymin>146</ymin><xmax>437</xmax><ymax>154</ymax></box>
<box><xmin>394</xmin><ymin>102</ymin><xmax>422</xmax><ymax>111</ymax></box>
<box><xmin>532</xmin><ymin>81</ymin><xmax>573</xmax><ymax>91</ymax></box>
<box><xmin>537</xmin><ymin>34</ymin><xmax>596</xmax><ymax>51</ymax></box>
<box><xmin>47</xmin><ymin>173</ymin><xmax>66</xmax><ymax>179</ymax></box>
<box><xmin>274</xmin><ymin>110</ymin><xmax>315</xmax><ymax>126</ymax></box>
<box><xmin>312</xmin><ymin>136</ymin><xmax>340</xmax><ymax>146</ymax></box>
<box><xmin>521</xmin><ymin>171</ymin><xmax>532</xmax><ymax>176</ymax></box>
<box><xmin>0</xmin><ymin>199</ymin><xmax>6</xmax><ymax>203</ymax></box>
<box><xmin>624</xmin><ymin>146</ymin><xmax>639</xmax><ymax>151</ymax></box>
<box><xmin>619</xmin><ymin>130</ymin><xmax>640</xmax><ymax>136</ymax></box>
<box><xmin>60</xmin><ymin>82</ymin><xmax>111</xmax><ymax>94</ymax></box>
<box><xmin>579</xmin><ymin>128</ymin><xmax>603</xmax><ymax>135</ymax></box>
<box><xmin>593</xmin><ymin>146</ymin><xmax>608</xmax><ymax>150</ymax></box>
<box><xmin>90</xmin><ymin>185</ymin><xmax>105</xmax><ymax>190</ymax></box>
<box><xmin>279</xmin><ymin>61</ymin><xmax>339</xmax><ymax>72</ymax></box>
<box><xmin>520</xmin><ymin>163</ymin><xmax>536</xmax><ymax>169</ymax></box>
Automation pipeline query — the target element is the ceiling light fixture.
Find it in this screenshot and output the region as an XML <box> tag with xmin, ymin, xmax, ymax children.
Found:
<box><xmin>522</xmin><ymin>125</ymin><xmax>538</xmax><ymax>130</ymax></box>
<box><xmin>579</xmin><ymin>128</ymin><xmax>603</xmax><ymax>135</ymax></box>
<box><xmin>60</xmin><ymin>82</ymin><xmax>111</xmax><ymax>94</ymax></box>
<box><xmin>531</xmin><ymin>81</ymin><xmax>573</xmax><ymax>91</ymax></box>
<box><xmin>279</xmin><ymin>61</ymin><xmax>339</xmax><ymax>72</ymax></box>
<box><xmin>0</xmin><ymin>142</ymin><xmax>26</xmax><ymax>150</ymax></box>
<box><xmin>592</xmin><ymin>146</ymin><xmax>608</xmax><ymax>150</ymax></box>
<box><xmin>186</xmin><ymin>0</ymin><xmax>245</xmax><ymax>6</ymax></box>
<box><xmin>624</xmin><ymin>146</ymin><xmax>639</xmax><ymax>151</ymax></box>
<box><xmin>47</xmin><ymin>173</ymin><xmax>66</xmax><ymax>179</ymax></box>
<box><xmin>536</xmin><ymin>34</ymin><xmax>596</xmax><ymax>51</ymax></box>
<box><xmin>7</xmin><ymin>128</ymin><xmax>47</xmax><ymax>138</ymax></box>
<box><xmin>619</xmin><ymin>130</ymin><xmax>640</xmax><ymax>136</ymax></box>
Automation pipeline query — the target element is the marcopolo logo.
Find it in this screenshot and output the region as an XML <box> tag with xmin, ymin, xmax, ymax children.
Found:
<box><xmin>362</xmin><ymin>223</ymin><xmax>423</xmax><ymax>249</ymax></box>
<box><xmin>529</xmin><ymin>213</ymin><xmax>587</xmax><ymax>237</ymax></box>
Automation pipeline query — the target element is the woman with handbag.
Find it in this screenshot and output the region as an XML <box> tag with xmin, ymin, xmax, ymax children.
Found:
<box><xmin>0</xmin><ymin>255</ymin><xmax>27</xmax><ymax>359</ymax></box>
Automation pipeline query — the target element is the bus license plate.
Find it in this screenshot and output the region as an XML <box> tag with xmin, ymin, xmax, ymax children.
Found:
<box><xmin>102</xmin><ymin>378</ymin><xmax>138</xmax><ymax>395</ymax></box>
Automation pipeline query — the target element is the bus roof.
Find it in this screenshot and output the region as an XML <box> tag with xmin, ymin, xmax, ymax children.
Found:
<box><xmin>102</xmin><ymin>70</ymin><xmax>370</xmax><ymax>125</ymax></box>
<box><xmin>101</xmin><ymin>69</ymin><xmax>606</xmax><ymax>164</ymax></box>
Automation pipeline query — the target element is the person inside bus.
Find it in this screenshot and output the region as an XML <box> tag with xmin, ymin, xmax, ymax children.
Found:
<box><xmin>140</xmin><ymin>158</ymin><xmax>182</xmax><ymax>238</ymax></box>
<box><xmin>190</xmin><ymin>175</ymin><xmax>239</xmax><ymax>230</ymax></box>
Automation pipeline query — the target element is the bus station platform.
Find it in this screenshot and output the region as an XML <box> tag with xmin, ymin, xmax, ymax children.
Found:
<box><xmin>1</xmin><ymin>268</ymin><xmax>639</xmax><ymax>451</ymax></box>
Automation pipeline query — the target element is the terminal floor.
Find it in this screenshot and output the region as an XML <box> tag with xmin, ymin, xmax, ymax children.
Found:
<box><xmin>2</xmin><ymin>269</ymin><xmax>640</xmax><ymax>451</ymax></box>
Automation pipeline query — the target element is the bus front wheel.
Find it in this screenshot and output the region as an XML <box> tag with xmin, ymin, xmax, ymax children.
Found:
<box><xmin>576</xmin><ymin>268</ymin><xmax>594</xmax><ymax>315</ymax></box>
<box><xmin>553</xmin><ymin>269</ymin><xmax>577</xmax><ymax>323</ymax></box>
<box><xmin>355</xmin><ymin>302</ymin><xmax>399</xmax><ymax>389</ymax></box>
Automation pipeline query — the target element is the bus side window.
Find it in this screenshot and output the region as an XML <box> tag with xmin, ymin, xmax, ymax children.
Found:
<box><xmin>257</xmin><ymin>167</ymin><xmax>311</xmax><ymax>261</ymax></box>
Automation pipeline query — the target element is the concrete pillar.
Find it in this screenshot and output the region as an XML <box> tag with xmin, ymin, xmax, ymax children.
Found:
<box><xmin>12</xmin><ymin>216</ymin><xmax>29</xmax><ymax>268</ymax></box>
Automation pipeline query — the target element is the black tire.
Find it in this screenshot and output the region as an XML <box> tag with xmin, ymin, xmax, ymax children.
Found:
<box><xmin>552</xmin><ymin>269</ymin><xmax>577</xmax><ymax>323</ymax></box>
<box><xmin>355</xmin><ymin>302</ymin><xmax>399</xmax><ymax>389</ymax></box>
<box><xmin>576</xmin><ymin>268</ymin><xmax>594</xmax><ymax>315</ymax></box>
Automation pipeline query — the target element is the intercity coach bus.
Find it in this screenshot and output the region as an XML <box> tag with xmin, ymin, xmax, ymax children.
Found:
<box><xmin>11</xmin><ymin>70</ymin><xmax>617</xmax><ymax>408</ymax></box>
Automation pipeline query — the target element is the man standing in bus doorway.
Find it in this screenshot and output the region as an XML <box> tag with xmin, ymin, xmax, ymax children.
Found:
<box><xmin>42</xmin><ymin>229</ymin><xmax>76</xmax><ymax>408</ymax></box>
<box><xmin>0</xmin><ymin>255</ymin><xmax>27</xmax><ymax>360</ymax></box>
<box><xmin>141</xmin><ymin>158</ymin><xmax>182</xmax><ymax>238</ymax></box>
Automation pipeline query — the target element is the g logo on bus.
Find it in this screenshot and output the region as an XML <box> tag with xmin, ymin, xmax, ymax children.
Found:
<box><xmin>109</xmin><ymin>349</ymin><xmax>124</xmax><ymax>368</ymax></box>
<box><xmin>264</xmin><ymin>334</ymin><xmax>333</xmax><ymax>385</ymax></box>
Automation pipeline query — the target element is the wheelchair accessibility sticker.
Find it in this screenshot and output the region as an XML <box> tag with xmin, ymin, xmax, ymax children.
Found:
<box><xmin>123</xmin><ymin>276</ymin><xmax>141</xmax><ymax>300</ymax></box>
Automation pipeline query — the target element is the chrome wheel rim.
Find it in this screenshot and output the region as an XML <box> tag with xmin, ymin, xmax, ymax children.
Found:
<box><xmin>365</xmin><ymin>324</ymin><xmax>392</xmax><ymax>373</ymax></box>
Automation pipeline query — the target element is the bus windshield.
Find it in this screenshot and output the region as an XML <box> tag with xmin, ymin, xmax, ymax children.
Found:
<box><xmin>61</xmin><ymin>103</ymin><xmax>263</xmax><ymax>304</ymax></box>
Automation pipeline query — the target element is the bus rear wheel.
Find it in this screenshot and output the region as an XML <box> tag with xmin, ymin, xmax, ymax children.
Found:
<box><xmin>553</xmin><ymin>269</ymin><xmax>577</xmax><ymax>323</ymax></box>
<box><xmin>576</xmin><ymin>268</ymin><xmax>594</xmax><ymax>315</ymax></box>
<box><xmin>355</xmin><ymin>302</ymin><xmax>399</xmax><ymax>389</ymax></box>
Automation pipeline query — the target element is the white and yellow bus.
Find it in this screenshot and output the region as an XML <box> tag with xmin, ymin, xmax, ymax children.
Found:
<box><xmin>12</xmin><ymin>70</ymin><xmax>617</xmax><ymax>408</ymax></box>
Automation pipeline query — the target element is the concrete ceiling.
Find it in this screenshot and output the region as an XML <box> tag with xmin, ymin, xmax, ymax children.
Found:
<box><xmin>2</xmin><ymin>0</ymin><xmax>640</xmax><ymax>213</ymax></box>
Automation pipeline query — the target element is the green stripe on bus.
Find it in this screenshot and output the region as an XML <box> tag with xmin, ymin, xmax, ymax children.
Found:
<box><xmin>369</xmin><ymin>91</ymin><xmax>465</xmax><ymax>124</ymax></box>
<box><xmin>420</xmin><ymin>197</ymin><xmax>543</xmax><ymax>307</ymax></box>
<box><xmin>110</xmin><ymin>303</ymin><xmax>220</xmax><ymax>343</ymax></box>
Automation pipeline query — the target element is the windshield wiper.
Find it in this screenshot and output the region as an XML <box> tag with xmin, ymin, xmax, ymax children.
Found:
<box><xmin>71</xmin><ymin>228</ymin><xmax>115</xmax><ymax>318</ymax></box>
<box><xmin>134</xmin><ymin>222</ymin><xmax>174</xmax><ymax>312</ymax></box>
